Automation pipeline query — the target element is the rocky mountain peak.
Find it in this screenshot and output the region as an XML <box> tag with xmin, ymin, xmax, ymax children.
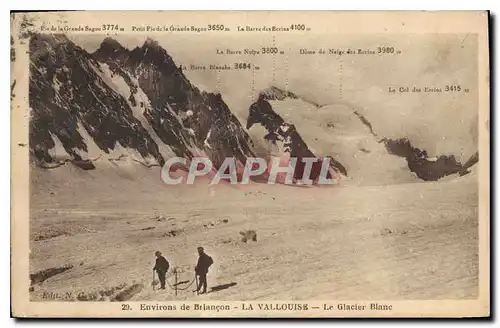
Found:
<box><xmin>97</xmin><ymin>37</ymin><xmax>126</xmax><ymax>53</ymax></box>
<box><xmin>30</xmin><ymin>33</ymin><xmax>79</xmax><ymax>61</ymax></box>
<box><xmin>258</xmin><ymin>86</ymin><xmax>320</xmax><ymax>107</ymax></box>
<box><xmin>130</xmin><ymin>38</ymin><xmax>174</xmax><ymax>64</ymax></box>
<box><xmin>31</xmin><ymin>33</ymin><xmax>71</xmax><ymax>47</ymax></box>
<box><xmin>143</xmin><ymin>37</ymin><xmax>161</xmax><ymax>48</ymax></box>
<box><xmin>259</xmin><ymin>86</ymin><xmax>299</xmax><ymax>101</ymax></box>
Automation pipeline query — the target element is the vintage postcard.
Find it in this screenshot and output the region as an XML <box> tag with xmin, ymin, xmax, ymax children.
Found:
<box><xmin>11</xmin><ymin>11</ymin><xmax>490</xmax><ymax>318</ymax></box>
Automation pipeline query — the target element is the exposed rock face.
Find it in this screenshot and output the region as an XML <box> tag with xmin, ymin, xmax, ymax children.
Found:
<box><xmin>29</xmin><ymin>34</ymin><xmax>254</xmax><ymax>171</ymax></box>
<box><xmin>29</xmin><ymin>34</ymin><xmax>163</xmax><ymax>165</ymax></box>
<box><xmin>382</xmin><ymin>137</ymin><xmax>471</xmax><ymax>181</ymax></box>
<box><xmin>93</xmin><ymin>37</ymin><xmax>255</xmax><ymax>169</ymax></box>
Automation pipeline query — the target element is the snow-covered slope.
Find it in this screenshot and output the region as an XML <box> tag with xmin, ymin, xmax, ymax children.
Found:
<box><xmin>247</xmin><ymin>89</ymin><xmax>417</xmax><ymax>186</ymax></box>
<box><xmin>247</xmin><ymin>87</ymin><xmax>480</xmax><ymax>186</ymax></box>
<box><xmin>273</xmin><ymin>99</ymin><xmax>417</xmax><ymax>185</ymax></box>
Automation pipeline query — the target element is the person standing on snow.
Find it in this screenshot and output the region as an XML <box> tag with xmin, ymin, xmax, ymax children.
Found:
<box><xmin>153</xmin><ymin>251</ymin><xmax>170</xmax><ymax>290</ymax></box>
<box><xmin>194</xmin><ymin>246</ymin><xmax>213</xmax><ymax>294</ymax></box>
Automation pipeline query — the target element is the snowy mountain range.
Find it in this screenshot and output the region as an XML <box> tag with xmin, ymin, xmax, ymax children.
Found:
<box><xmin>28</xmin><ymin>34</ymin><xmax>478</xmax><ymax>184</ymax></box>
<box><xmin>29</xmin><ymin>34</ymin><xmax>254</xmax><ymax>172</ymax></box>
<box><xmin>246</xmin><ymin>88</ymin><xmax>478</xmax><ymax>184</ymax></box>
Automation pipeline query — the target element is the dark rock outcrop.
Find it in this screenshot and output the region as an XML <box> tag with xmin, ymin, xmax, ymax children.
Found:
<box><xmin>71</xmin><ymin>159</ymin><xmax>96</xmax><ymax>170</ymax></box>
<box><xmin>382</xmin><ymin>137</ymin><xmax>473</xmax><ymax>181</ymax></box>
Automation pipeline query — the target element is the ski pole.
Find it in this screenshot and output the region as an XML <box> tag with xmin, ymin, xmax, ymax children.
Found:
<box><xmin>195</xmin><ymin>273</ymin><xmax>199</xmax><ymax>295</ymax></box>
